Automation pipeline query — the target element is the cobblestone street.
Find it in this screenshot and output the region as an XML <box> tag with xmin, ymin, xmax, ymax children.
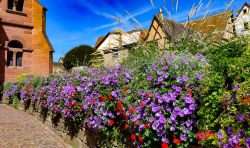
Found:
<box><xmin>0</xmin><ymin>104</ymin><xmax>72</xmax><ymax>148</ymax></box>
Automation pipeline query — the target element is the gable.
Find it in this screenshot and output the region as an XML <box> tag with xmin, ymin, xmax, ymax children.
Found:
<box><xmin>146</xmin><ymin>16</ymin><xmax>169</xmax><ymax>42</ymax></box>
<box><xmin>96</xmin><ymin>30</ymin><xmax>141</xmax><ymax>52</ymax></box>
<box><xmin>237</xmin><ymin>2</ymin><xmax>250</xmax><ymax>17</ymax></box>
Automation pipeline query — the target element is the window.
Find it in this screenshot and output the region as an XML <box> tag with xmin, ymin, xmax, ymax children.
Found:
<box><xmin>8</xmin><ymin>40</ymin><xmax>23</xmax><ymax>48</ymax></box>
<box><xmin>16</xmin><ymin>52</ymin><xmax>23</xmax><ymax>67</ymax></box>
<box><xmin>8</xmin><ymin>0</ymin><xmax>14</xmax><ymax>10</ymax></box>
<box><xmin>8</xmin><ymin>0</ymin><xmax>24</xmax><ymax>12</ymax></box>
<box><xmin>112</xmin><ymin>50</ymin><xmax>119</xmax><ymax>60</ymax></box>
<box><xmin>243</xmin><ymin>9</ymin><xmax>247</xmax><ymax>14</ymax></box>
<box><xmin>244</xmin><ymin>22</ymin><xmax>249</xmax><ymax>30</ymax></box>
<box><xmin>7</xmin><ymin>51</ymin><xmax>13</xmax><ymax>67</ymax></box>
<box><xmin>16</xmin><ymin>0</ymin><xmax>24</xmax><ymax>12</ymax></box>
<box><xmin>7</xmin><ymin>40</ymin><xmax>23</xmax><ymax>67</ymax></box>
<box><xmin>233</xmin><ymin>25</ymin><xmax>236</xmax><ymax>33</ymax></box>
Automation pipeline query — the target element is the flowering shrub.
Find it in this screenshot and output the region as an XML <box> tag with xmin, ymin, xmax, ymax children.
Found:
<box><xmin>4</xmin><ymin>50</ymin><xmax>249</xmax><ymax>148</ymax></box>
<box><xmin>197</xmin><ymin>84</ymin><xmax>250</xmax><ymax>148</ymax></box>
<box><xmin>122</xmin><ymin>52</ymin><xmax>209</xmax><ymax>147</ymax></box>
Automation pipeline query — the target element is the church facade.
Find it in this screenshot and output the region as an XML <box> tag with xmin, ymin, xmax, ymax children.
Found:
<box><xmin>0</xmin><ymin>0</ymin><xmax>53</xmax><ymax>83</ymax></box>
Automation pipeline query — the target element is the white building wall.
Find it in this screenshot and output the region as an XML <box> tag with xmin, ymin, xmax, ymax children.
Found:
<box><xmin>96</xmin><ymin>31</ymin><xmax>141</xmax><ymax>66</ymax></box>
<box><xmin>235</xmin><ymin>5</ymin><xmax>250</xmax><ymax>36</ymax></box>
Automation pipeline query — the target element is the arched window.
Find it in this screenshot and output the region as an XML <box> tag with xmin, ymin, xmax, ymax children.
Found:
<box><xmin>7</xmin><ymin>40</ymin><xmax>23</xmax><ymax>67</ymax></box>
<box><xmin>8</xmin><ymin>40</ymin><xmax>23</xmax><ymax>48</ymax></box>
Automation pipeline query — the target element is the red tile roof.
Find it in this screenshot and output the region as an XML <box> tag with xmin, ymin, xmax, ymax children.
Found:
<box><xmin>94</xmin><ymin>36</ymin><xmax>105</xmax><ymax>48</ymax></box>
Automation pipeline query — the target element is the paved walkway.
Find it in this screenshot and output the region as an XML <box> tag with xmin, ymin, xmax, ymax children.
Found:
<box><xmin>0</xmin><ymin>104</ymin><xmax>72</xmax><ymax>148</ymax></box>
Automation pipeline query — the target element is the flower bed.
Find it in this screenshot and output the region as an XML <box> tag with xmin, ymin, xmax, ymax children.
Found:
<box><xmin>5</xmin><ymin>51</ymin><xmax>250</xmax><ymax>148</ymax></box>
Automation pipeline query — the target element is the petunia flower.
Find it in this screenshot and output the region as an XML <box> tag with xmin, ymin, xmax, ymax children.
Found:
<box><xmin>236</xmin><ymin>114</ymin><xmax>244</xmax><ymax>122</ymax></box>
<box><xmin>218</xmin><ymin>129</ymin><xmax>223</xmax><ymax>139</ymax></box>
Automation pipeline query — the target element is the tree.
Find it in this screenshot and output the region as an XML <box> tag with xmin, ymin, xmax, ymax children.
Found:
<box><xmin>63</xmin><ymin>45</ymin><xmax>95</xmax><ymax>70</ymax></box>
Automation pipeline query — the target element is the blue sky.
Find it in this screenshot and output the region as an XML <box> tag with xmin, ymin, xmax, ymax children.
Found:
<box><xmin>39</xmin><ymin>0</ymin><xmax>247</xmax><ymax>62</ymax></box>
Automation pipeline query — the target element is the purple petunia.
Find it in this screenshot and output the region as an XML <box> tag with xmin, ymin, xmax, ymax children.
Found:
<box><xmin>218</xmin><ymin>129</ymin><xmax>223</xmax><ymax>139</ymax></box>
<box><xmin>234</xmin><ymin>85</ymin><xmax>240</xmax><ymax>90</ymax></box>
<box><xmin>196</xmin><ymin>74</ymin><xmax>203</xmax><ymax>81</ymax></box>
<box><xmin>237</xmin><ymin>130</ymin><xmax>245</xmax><ymax>138</ymax></box>
<box><xmin>163</xmin><ymin>66</ymin><xmax>169</xmax><ymax>71</ymax></box>
<box><xmin>227</xmin><ymin>128</ymin><xmax>233</xmax><ymax>136</ymax></box>
<box><xmin>182</xmin><ymin>75</ymin><xmax>188</xmax><ymax>82</ymax></box>
<box><xmin>152</xmin><ymin>106</ymin><xmax>162</xmax><ymax>113</ymax></box>
<box><xmin>228</xmin><ymin>135</ymin><xmax>239</xmax><ymax>147</ymax></box>
<box><xmin>236</xmin><ymin>114</ymin><xmax>244</xmax><ymax>122</ymax></box>
<box><xmin>180</xmin><ymin>134</ymin><xmax>188</xmax><ymax>141</ymax></box>
<box><xmin>183</xmin><ymin>59</ymin><xmax>189</xmax><ymax>65</ymax></box>
<box><xmin>246</xmin><ymin>137</ymin><xmax>250</xmax><ymax>148</ymax></box>
<box><xmin>185</xmin><ymin>94</ymin><xmax>195</xmax><ymax>104</ymax></box>
<box><xmin>157</xmin><ymin>77</ymin><xmax>164</xmax><ymax>83</ymax></box>
<box><xmin>147</xmin><ymin>75</ymin><xmax>153</xmax><ymax>81</ymax></box>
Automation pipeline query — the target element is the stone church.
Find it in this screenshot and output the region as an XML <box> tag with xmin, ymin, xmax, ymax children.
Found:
<box><xmin>0</xmin><ymin>0</ymin><xmax>53</xmax><ymax>83</ymax></box>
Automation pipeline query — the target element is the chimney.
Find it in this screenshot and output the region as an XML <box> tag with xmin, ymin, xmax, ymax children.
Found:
<box><xmin>159</xmin><ymin>8</ymin><xmax>164</xmax><ymax>21</ymax></box>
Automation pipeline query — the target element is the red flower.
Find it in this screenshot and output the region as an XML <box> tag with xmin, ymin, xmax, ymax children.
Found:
<box><xmin>124</xmin><ymin>123</ymin><xmax>129</xmax><ymax>129</ymax></box>
<box><xmin>144</xmin><ymin>124</ymin><xmax>149</xmax><ymax>128</ymax></box>
<box><xmin>240</xmin><ymin>99</ymin><xmax>243</xmax><ymax>104</ymax></box>
<box><xmin>108</xmin><ymin>95</ymin><xmax>112</xmax><ymax>100</ymax></box>
<box><xmin>129</xmin><ymin>107</ymin><xmax>136</xmax><ymax>113</ymax></box>
<box><xmin>91</xmin><ymin>99</ymin><xmax>96</xmax><ymax>104</ymax></box>
<box><xmin>118</xmin><ymin>101</ymin><xmax>123</xmax><ymax>106</ymax></box>
<box><xmin>122</xmin><ymin>111</ymin><xmax>127</xmax><ymax>118</ymax></box>
<box><xmin>131</xmin><ymin>134</ymin><xmax>136</xmax><ymax>141</ymax></box>
<box><xmin>173</xmin><ymin>138</ymin><xmax>181</xmax><ymax>145</ymax></box>
<box><xmin>108</xmin><ymin>119</ymin><xmax>114</xmax><ymax>126</ymax></box>
<box><xmin>205</xmin><ymin>130</ymin><xmax>214</xmax><ymax>139</ymax></box>
<box><xmin>74</xmin><ymin>109</ymin><xmax>79</xmax><ymax>113</ymax></box>
<box><xmin>146</xmin><ymin>92</ymin><xmax>152</xmax><ymax>98</ymax></box>
<box><xmin>40</xmin><ymin>93</ymin><xmax>44</xmax><ymax>97</ymax></box>
<box><xmin>116</xmin><ymin>101</ymin><xmax>123</xmax><ymax>111</ymax></box>
<box><xmin>138</xmin><ymin>136</ymin><xmax>143</xmax><ymax>143</ymax></box>
<box><xmin>134</xmin><ymin>120</ymin><xmax>138</xmax><ymax>126</ymax></box>
<box><xmin>100</xmin><ymin>95</ymin><xmax>106</xmax><ymax>102</ymax></box>
<box><xmin>54</xmin><ymin>107</ymin><xmax>59</xmax><ymax>113</ymax></box>
<box><xmin>244</xmin><ymin>98</ymin><xmax>249</xmax><ymax>104</ymax></box>
<box><xmin>123</xmin><ymin>88</ymin><xmax>128</xmax><ymax>94</ymax></box>
<box><xmin>72</xmin><ymin>100</ymin><xmax>78</xmax><ymax>106</ymax></box>
<box><xmin>188</xmin><ymin>90</ymin><xmax>192</xmax><ymax>97</ymax></box>
<box><xmin>196</xmin><ymin>131</ymin><xmax>204</xmax><ymax>141</ymax></box>
<box><xmin>140</xmin><ymin>103</ymin><xmax>145</xmax><ymax>107</ymax></box>
<box><xmin>161</xmin><ymin>143</ymin><xmax>168</xmax><ymax>148</ymax></box>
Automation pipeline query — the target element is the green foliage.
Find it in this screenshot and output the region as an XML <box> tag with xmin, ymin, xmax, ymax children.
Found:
<box><xmin>205</xmin><ymin>37</ymin><xmax>250</xmax><ymax>87</ymax></box>
<box><xmin>63</xmin><ymin>45</ymin><xmax>96</xmax><ymax>70</ymax></box>
<box><xmin>12</xmin><ymin>95</ymin><xmax>20</xmax><ymax>109</ymax></box>
<box><xmin>121</xmin><ymin>42</ymin><xmax>163</xmax><ymax>71</ymax></box>
<box><xmin>172</xmin><ymin>37</ymin><xmax>208</xmax><ymax>55</ymax></box>
<box><xmin>17</xmin><ymin>73</ymin><xmax>36</xmax><ymax>81</ymax></box>
<box><xmin>198</xmin><ymin>89</ymin><xmax>224</xmax><ymax>130</ymax></box>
